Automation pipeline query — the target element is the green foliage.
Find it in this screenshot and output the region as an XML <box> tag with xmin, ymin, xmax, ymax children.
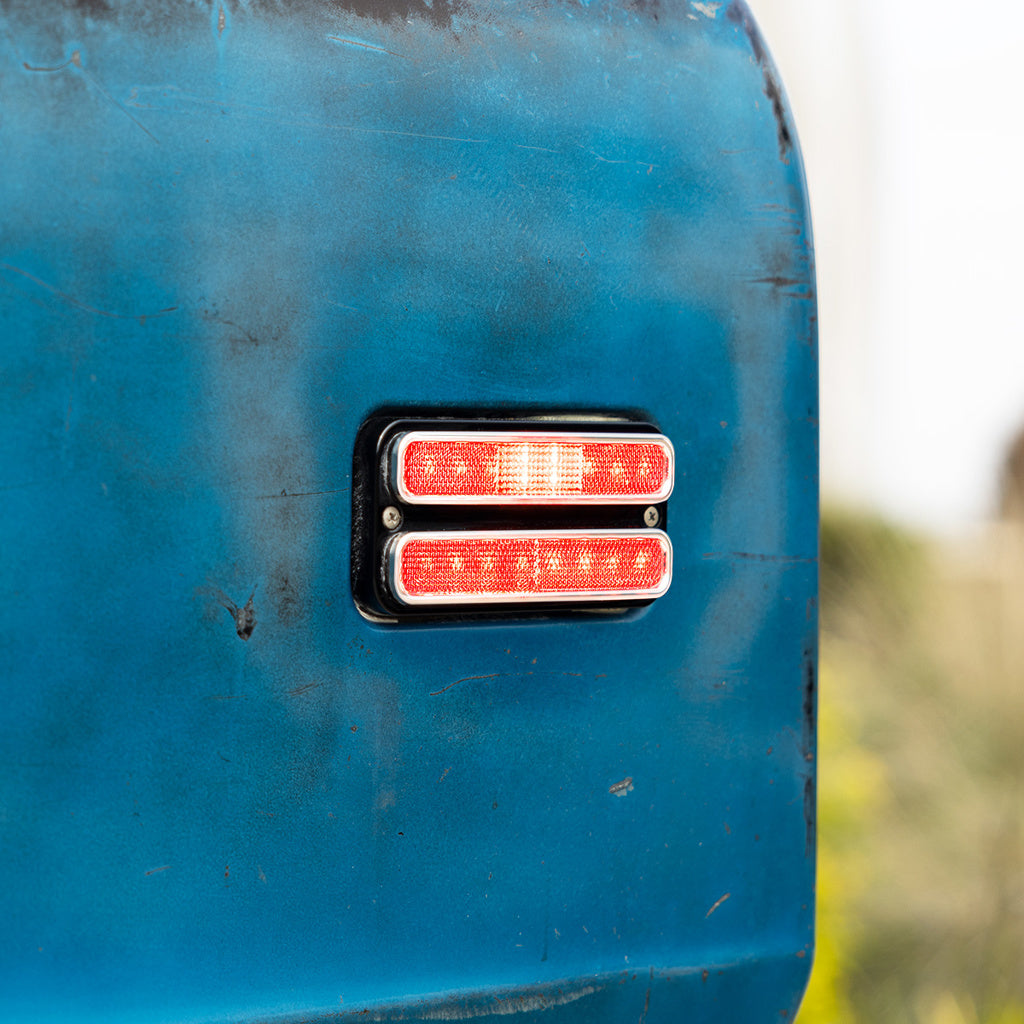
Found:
<box><xmin>798</xmin><ymin>508</ymin><xmax>1024</xmax><ymax>1024</ymax></box>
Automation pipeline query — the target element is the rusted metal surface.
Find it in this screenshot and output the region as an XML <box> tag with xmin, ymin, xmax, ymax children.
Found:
<box><xmin>0</xmin><ymin>1</ymin><xmax>816</xmax><ymax>1020</ymax></box>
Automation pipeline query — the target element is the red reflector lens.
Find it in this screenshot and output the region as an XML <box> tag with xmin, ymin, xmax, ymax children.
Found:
<box><xmin>393</xmin><ymin>432</ymin><xmax>673</xmax><ymax>504</ymax></box>
<box><xmin>389</xmin><ymin>530</ymin><xmax>672</xmax><ymax>605</ymax></box>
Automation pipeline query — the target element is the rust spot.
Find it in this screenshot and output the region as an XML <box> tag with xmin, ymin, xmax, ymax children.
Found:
<box><xmin>640</xmin><ymin>969</ymin><xmax>652</xmax><ymax>1022</ymax></box>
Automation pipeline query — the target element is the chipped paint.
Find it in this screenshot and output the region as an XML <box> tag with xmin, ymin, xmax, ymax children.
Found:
<box><xmin>705</xmin><ymin>893</ymin><xmax>732</xmax><ymax>918</ymax></box>
<box><xmin>609</xmin><ymin>777</ymin><xmax>634</xmax><ymax>797</ymax></box>
<box><xmin>210</xmin><ymin>587</ymin><xmax>257</xmax><ymax>641</ymax></box>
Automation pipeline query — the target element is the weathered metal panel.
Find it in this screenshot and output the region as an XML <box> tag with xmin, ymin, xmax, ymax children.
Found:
<box><xmin>0</xmin><ymin>1</ymin><xmax>817</xmax><ymax>1020</ymax></box>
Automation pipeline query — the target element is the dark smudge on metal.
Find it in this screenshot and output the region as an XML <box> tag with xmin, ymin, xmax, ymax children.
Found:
<box><xmin>727</xmin><ymin>1</ymin><xmax>793</xmax><ymax>162</ymax></box>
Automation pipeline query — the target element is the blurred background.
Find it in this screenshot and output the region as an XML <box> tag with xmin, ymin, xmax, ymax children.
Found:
<box><xmin>750</xmin><ymin>1</ymin><xmax>1024</xmax><ymax>1021</ymax></box>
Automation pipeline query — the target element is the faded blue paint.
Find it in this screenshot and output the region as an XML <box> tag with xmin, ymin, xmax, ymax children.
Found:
<box><xmin>0</xmin><ymin>1</ymin><xmax>817</xmax><ymax>1021</ymax></box>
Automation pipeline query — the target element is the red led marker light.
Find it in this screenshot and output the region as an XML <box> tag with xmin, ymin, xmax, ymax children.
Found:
<box><xmin>392</xmin><ymin>432</ymin><xmax>674</xmax><ymax>504</ymax></box>
<box><xmin>388</xmin><ymin>530</ymin><xmax>672</xmax><ymax>606</ymax></box>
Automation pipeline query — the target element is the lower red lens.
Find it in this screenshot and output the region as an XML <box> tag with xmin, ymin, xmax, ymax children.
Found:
<box><xmin>390</xmin><ymin>531</ymin><xmax>671</xmax><ymax>605</ymax></box>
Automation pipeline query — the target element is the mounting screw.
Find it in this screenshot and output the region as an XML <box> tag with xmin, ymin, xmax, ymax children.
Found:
<box><xmin>382</xmin><ymin>506</ymin><xmax>403</xmax><ymax>530</ymax></box>
<box><xmin>643</xmin><ymin>506</ymin><xmax>660</xmax><ymax>528</ymax></box>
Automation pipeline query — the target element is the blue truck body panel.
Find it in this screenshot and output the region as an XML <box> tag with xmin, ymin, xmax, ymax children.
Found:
<box><xmin>0</xmin><ymin>1</ymin><xmax>817</xmax><ymax>1020</ymax></box>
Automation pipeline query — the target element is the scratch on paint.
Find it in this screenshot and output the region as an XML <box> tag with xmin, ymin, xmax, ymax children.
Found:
<box><xmin>255</xmin><ymin>487</ymin><xmax>350</xmax><ymax>500</ymax></box>
<box><xmin>514</xmin><ymin>143</ymin><xmax>560</xmax><ymax>154</ymax></box>
<box><xmin>692</xmin><ymin>1</ymin><xmax>722</xmax><ymax>15</ymax></box>
<box><xmin>430</xmin><ymin>668</ymin><xmax>595</xmax><ymax>697</ymax></box>
<box><xmin>356</xmin><ymin>985</ymin><xmax>600</xmax><ymax>1020</ymax></box>
<box><xmin>585</xmin><ymin>147</ymin><xmax>658</xmax><ymax>171</ymax></box>
<box><xmin>326</xmin><ymin>299</ymin><xmax>363</xmax><ymax>313</ymax></box>
<box><xmin>123</xmin><ymin>86</ymin><xmax>484</xmax><ymax>145</ymax></box>
<box><xmin>430</xmin><ymin>673</ymin><xmax>505</xmax><ymax>696</ymax></box>
<box><xmin>22</xmin><ymin>55</ymin><xmax>78</xmax><ymax>73</ymax></box>
<box><xmin>335</xmin><ymin>125</ymin><xmax>485</xmax><ymax>144</ymax></box>
<box><xmin>705</xmin><ymin>892</ymin><xmax>731</xmax><ymax>918</ymax></box>
<box><xmin>22</xmin><ymin>49</ymin><xmax>159</xmax><ymax>143</ymax></box>
<box><xmin>0</xmin><ymin>263</ymin><xmax>176</xmax><ymax>323</ymax></box>
<box><xmin>328</xmin><ymin>35</ymin><xmax>412</xmax><ymax>60</ymax></box>
<box><xmin>144</xmin><ymin>865</ymin><xmax>171</xmax><ymax>876</ymax></box>
<box><xmin>702</xmin><ymin>551</ymin><xmax>815</xmax><ymax>564</ymax></box>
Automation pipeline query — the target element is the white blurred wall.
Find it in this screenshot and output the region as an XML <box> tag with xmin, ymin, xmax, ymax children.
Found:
<box><xmin>752</xmin><ymin>0</ymin><xmax>1024</xmax><ymax>533</ymax></box>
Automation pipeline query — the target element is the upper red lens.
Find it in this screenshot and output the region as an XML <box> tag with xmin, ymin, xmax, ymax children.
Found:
<box><xmin>394</xmin><ymin>432</ymin><xmax>673</xmax><ymax>504</ymax></box>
